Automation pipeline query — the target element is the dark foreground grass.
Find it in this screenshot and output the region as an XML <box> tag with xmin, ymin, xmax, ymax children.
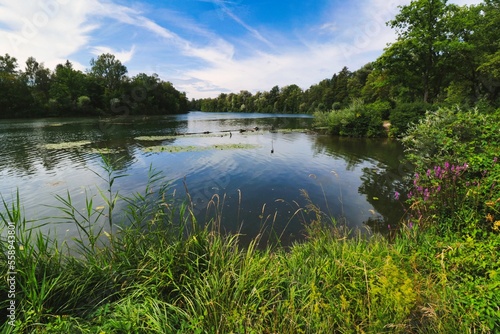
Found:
<box><xmin>1</xmin><ymin>164</ymin><xmax>499</xmax><ymax>333</ymax></box>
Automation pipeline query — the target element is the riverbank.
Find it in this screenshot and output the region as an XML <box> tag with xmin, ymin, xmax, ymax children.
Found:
<box><xmin>1</xmin><ymin>186</ymin><xmax>498</xmax><ymax>333</ymax></box>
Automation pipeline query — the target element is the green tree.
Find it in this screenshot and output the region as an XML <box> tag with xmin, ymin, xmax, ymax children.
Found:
<box><xmin>268</xmin><ymin>85</ymin><xmax>280</xmax><ymax>112</ymax></box>
<box><xmin>475</xmin><ymin>0</ymin><xmax>500</xmax><ymax>104</ymax></box>
<box><xmin>0</xmin><ymin>54</ymin><xmax>34</xmax><ymax>118</ymax></box>
<box><xmin>120</xmin><ymin>73</ymin><xmax>187</xmax><ymax>115</ymax></box>
<box><xmin>378</xmin><ymin>0</ymin><xmax>451</xmax><ymax>103</ymax></box>
<box><xmin>348</xmin><ymin>63</ymin><xmax>373</xmax><ymax>101</ymax></box>
<box><xmin>279</xmin><ymin>84</ymin><xmax>303</xmax><ymax>113</ymax></box>
<box><xmin>331</xmin><ymin>66</ymin><xmax>352</xmax><ymax>106</ymax></box>
<box><xmin>89</xmin><ymin>53</ymin><xmax>128</xmax><ymax>108</ymax></box>
<box><xmin>49</xmin><ymin>61</ymin><xmax>87</xmax><ymax>115</ymax></box>
<box><xmin>0</xmin><ymin>54</ymin><xmax>18</xmax><ymax>74</ymax></box>
<box><xmin>22</xmin><ymin>57</ymin><xmax>51</xmax><ymax>115</ymax></box>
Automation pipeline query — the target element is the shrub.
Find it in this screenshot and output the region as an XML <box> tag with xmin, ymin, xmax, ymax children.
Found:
<box><xmin>313</xmin><ymin>100</ymin><xmax>384</xmax><ymax>137</ymax></box>
<box><xmin>389</xmin><ymin>102</ymin><xmax>435</xmax><ymax>137</ymax></box>
<box><xmin>366</xmin><ymin>100</ymin><xmax>392</xmax><ymax>120</ymax></box>
<box><xmin>401</xmin><ymin>106</ymin><xmax>500</xmax><ymax>233</ymax></box>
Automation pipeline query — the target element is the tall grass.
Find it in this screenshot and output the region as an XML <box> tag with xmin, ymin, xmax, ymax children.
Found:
<box><xmin>1</xmin><ymin>156</ymin><xmax>498</xmax><ymax>333</ymax></box>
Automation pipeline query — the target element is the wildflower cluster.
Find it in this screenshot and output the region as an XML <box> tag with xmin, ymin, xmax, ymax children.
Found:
<box><xmin>406</xmin><ymin>162</ymin><xmax>469</xmax><ymax>228</ymax></box>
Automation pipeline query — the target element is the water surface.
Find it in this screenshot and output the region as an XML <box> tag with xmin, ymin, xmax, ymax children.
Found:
<box><xmin>0</xmin><ymin>112</ymin><xmax>408</xmax><ymax>245</ymax></box>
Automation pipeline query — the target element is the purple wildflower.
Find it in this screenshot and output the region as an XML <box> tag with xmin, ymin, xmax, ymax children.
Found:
<box><xmin>435</xmin><ymin>166</ymin><xmax>442</xmax><ymax>178</ymax></box>
<box><xmin>394</xmin><ymin>191</ymin><xmax>400</xmax><ymax>200</ymax></box>
<box><xmin>423</xmin><ymin>188</ymin><xmax>429</xmax><ymax>201</ymax></box>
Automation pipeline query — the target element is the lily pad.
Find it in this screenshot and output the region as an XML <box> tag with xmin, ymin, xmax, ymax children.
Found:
<box><xmin>143</xmin><ymin>143</ymin><xmax>260</xmax><ymax>153</ymax></box>
<box><xmin>43</xmin><ymin>141</ymin><xmax>92</xmax><ymax>149</ymax></box>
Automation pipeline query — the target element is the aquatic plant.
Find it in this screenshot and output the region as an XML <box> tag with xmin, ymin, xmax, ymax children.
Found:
<box><xmin>43</xmin><ymin>141</ymin><xmax>92</xmax><ymax>150</ymax></box>
<box><xmin>142</xmin><ymin>143</ymin><xmax>260</xmax><ymax>153</ymax></box>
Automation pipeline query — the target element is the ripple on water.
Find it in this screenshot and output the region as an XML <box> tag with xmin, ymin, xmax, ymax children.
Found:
<box><xmin>0</xmin><ymin>114</ymin><xmax>406</xmax><ymax>246</ymax></box>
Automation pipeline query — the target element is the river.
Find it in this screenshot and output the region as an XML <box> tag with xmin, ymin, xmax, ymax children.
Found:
<box><xmin>0</xmin><ymin>112</ymin><xmax>409</xmax><ymax>245</ymax></box>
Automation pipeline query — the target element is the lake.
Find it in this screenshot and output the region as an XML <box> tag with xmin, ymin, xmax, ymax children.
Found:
<box><xmin>0</xmin><ymin>112</ymin><xmax>409</xmax><ymax>246</ymax></box>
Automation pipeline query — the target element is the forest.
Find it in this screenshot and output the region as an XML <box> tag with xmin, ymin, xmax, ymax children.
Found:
<box><xmin>193</xmin><ymin>0</ymin><xmax>499</xmax><ymax>136</ymax></box>
<box><xmin>0</xmin><ymin>53</ymin><xmax>189</xmax><ymax>118</ymax></box>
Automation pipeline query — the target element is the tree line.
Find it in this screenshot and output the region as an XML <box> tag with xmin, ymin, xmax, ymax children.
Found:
<box><xmin>191</xmin><ymin>0</ymin><xmax>499</xmax><ymax>116</ymax></box>
<box><xmin>0</xmin><ymin>53</ymin><xmax>189</xmax><ymax>119</ymax></box>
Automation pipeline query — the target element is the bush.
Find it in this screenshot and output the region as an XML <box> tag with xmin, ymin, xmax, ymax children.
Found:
<box><xmin>313</xmin><ymin>100</ymin><xmax>384</xmax><ymax>137</ymax></box>
<box><xmin>366</xmin><ymin>100</ymin><xmax>392</xmax><ymax>120</ymax></box>
<box><xmin>389</xmin><ymin>102</ymin><xmax>435</xmax><ymax>137</ymax></box>
<box><xmin>401</xmin><ymin>106</ymin><xmax>500</xmax><ymax>233</ymax></box>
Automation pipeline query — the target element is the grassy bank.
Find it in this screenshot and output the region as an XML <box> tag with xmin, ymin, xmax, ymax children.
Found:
<box><xmin>0</xmin><ymin>187</ymin><xmax>498</xmax><ymax>332</ymax></box>
<box><xmin>1</xmin><ymin>106</ymin><xmax>500</xmax><ymax>333</ymax></box>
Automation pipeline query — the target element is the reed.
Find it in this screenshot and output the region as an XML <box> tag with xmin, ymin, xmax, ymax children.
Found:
<box><xmin>0</xmin><ymin>157</ymin><xmax>498</xmax><ymax>333</ymax></box>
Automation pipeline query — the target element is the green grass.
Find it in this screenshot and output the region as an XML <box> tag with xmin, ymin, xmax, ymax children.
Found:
<box><xmin>1</xmin><ymin>158</ymin><xmax>499</xmax><ymax>333</ymax></box>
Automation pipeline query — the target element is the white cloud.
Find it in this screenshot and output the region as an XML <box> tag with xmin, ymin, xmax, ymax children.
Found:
<box><xmin>209</xmin><ymin>0</ymin><xmax>274</xmax><ymax>48</ymax></box>
<box><xmin>0</xmin><ymin>0</ymin><xmax>100</xmax><ymax>69</ymax></box>
<box><xmin>90</xmin><ymin>45</ymin><xmax>136</xmax><ymax>63</ymax></box>
<box><xmin>177</xmin><ymin>0</ymin><xmax>485</xmax><ymax>98</ymax></box>
<box><xmin>0</xmin><ymin>0</ymin><xmax>487</xmax><ymax>99</ymax></box>
<box><xmin>176</xmin><ymin>0</ymin><xmax>406</xmax><ymax>98</ymax></box>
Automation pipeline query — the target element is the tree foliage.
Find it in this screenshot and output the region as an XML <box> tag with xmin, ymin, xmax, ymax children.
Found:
<box><xmin>1</xmin><ymin>0</ymin><xmax>498</xmax><ymax>123</ymax></box>
<box><xmin>0</xmin><ymin>53</ymin><xmax>188</xmax><ymax>119</ymax></box>
<box><xmin>191</xmin><ymin>0</ymin><xmax>499</xmax><ymax>138</ymax></box>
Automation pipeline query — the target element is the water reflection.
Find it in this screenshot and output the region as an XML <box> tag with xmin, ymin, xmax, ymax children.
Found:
<box><xmin>312</xmin><ymin>135</ymin><xmax>411</xmax><ymax>233</ymax></box>
<box><xmin>0</xmin><ymin>113</ymin><xmax>410</xmax><ymax>245</ymax></box>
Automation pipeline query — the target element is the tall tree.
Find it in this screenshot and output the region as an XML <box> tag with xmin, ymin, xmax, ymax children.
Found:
<box><xmin>23</xmin><ymin>57</ymin><xmax>51</xmax><ymax>114</ymax></box>
<box><xmin>49</xmin><ymin>60</ymin><xmax>87</xmax><ymax>115</ymax></box>
<box><xmin>378</xmin><ymin>0</ymin><xmax>451</xmax><ymax>103</ymax></box>
<box><xmin>0</xmin><ymin>54</ymin><xmax>33</xmax><ymax>118</ymax></box>
<box><xmin>475</xmin><ymin>0</ymin><xmax>500</xmax><ymax>102</ymax></box>
<box><xmin>89</xmin><ymin>53</ymin><xmax>128</xmax><ymax>106</ymax></box>
<box><xmin>0</xmin><ymin>54</ymin><xmax>18</xmax><ymax>74</ymax></box>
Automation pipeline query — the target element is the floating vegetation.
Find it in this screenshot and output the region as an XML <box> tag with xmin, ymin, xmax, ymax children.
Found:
<box><xmin>47</xmin><ymin>123</ymin><xmax>64</xmax><ymax>127</ymax></box>
<box><xmin>87</xmin><ymin>148</ymin><xmax>124</xmax><ymax>154</ymax></box>
<box><xmin>43</xmin><ymin>141</ymin><xmax>92</xmax><ymax>149</ymax></box>
<box><xmin>273</xmin><ymin>128</ymin><xmax>308</xmax><ymax>133</ymax></box>
<box><xmin>135</xmin><ymin>129</ymin><xmax>307</xmax><ymax>141</ymax></box>
<box><xmin>135</xmin><ymin>135</ymin><xmax>176</xmax><ymax>141</ymax></box>
<box><xmin>143</xmin><ymin>143</ymin><xmax>260</xmax><ymax>153</ymax></box>
<box><xmin>135</xmin><ymin>133</ymin><xmax>231</xmax><ymax>141</ymax></box>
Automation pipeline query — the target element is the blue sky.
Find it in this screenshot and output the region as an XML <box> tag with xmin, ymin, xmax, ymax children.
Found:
<box><xmin>0</xmin><ymin>0</ymin><xmax>482</xmax><ymax>99</ymax></box>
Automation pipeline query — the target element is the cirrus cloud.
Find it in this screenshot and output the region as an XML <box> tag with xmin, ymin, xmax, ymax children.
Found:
<box><xmin>0</xmin><ymin>0</ymin><xmax>485</xmax><ymax>98</ymax></box>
